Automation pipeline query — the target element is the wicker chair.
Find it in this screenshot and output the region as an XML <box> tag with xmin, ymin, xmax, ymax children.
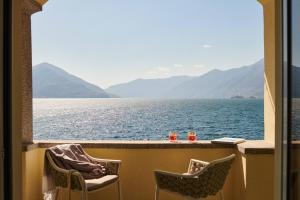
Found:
<box><xmin>154</xmin><ymin>154</ymin><xmax>235</xmax><ymax>200</ymax></box>
<box><xmin>45</xmin><ymin>145</ymin><xmax>122</xmax><ymax>200</ymax></box>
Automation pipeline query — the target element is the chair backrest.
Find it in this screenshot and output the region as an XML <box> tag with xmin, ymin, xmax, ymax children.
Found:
<box><xmin>155</xmin><ymin>154</ymin><xmax>235</xmax><ymax>199</ymax></box>
<box><xmin>45</xmin><ymin>148</ymin><xmax>84</xmax><ymax>191</ymax></box>
<box><xmin>194</xmin><ymin>154</ymin><xmax>236</xmax><ymax>197</ymax></box>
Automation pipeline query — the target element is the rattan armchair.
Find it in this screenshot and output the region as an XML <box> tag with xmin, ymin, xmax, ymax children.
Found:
<box><xmin>45</xmin><ymin>146</ymin><xmax>122</xmax><ymax>200</ymax></box>
<box><xmin>154</xmin><ymin>154</ymin><xmax>235</xmax><ymax>200</ymax></box>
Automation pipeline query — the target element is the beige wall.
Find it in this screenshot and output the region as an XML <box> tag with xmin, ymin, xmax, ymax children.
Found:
<box><xmin>12</xmin><ymin>0</ymin><xmax>43</xmax><ymax>199</ymax></box>
<box><xmin>22</xmin><ymin>149</ymin><xmax>44</xmax><ymax>200</ymax></box>
<box><xmin>258</xmin><ymin>0</ymin><xmax>283</xmax><ymax>199</ymax></box>
<box><xmin>259</xmin><ymin>0</ymin><xmax>282</xmax><ymax>144</ymax></box>
<box><xmin>23</xmin><ymin>148</ymin><xmax>274</xmax><ymax>200</ymax></box>
<box><xmin>12</xmin><ymin>0</ymin><xmax>25</xmax><ymax>199</ymax></box>
<box><xmin>260</xmin><ymin>0</ymin><xmax>276</xmax><ymax>142</ymax></box>
<box><xmin>243</xmin><ymin>154</ymin><xmax>274</xmax><ymax>200</ymax></box>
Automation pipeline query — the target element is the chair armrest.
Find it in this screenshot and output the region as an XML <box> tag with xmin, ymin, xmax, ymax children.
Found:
<box><xmin>187</xmin><ymin>159</ymin><xmax>209</xmax><ymax>174</ymax></box>
<box><xmin>87</xmin><ymin>155</ymin><xmax>121</xmax><ymax>175</ymax></box>
<box><xmin>89</xmin><ymin>156</ymin><xmax>121</xmax><ymax>164</ymax></box>
<box><xmin>154</xmin><ymin>170</ymin><xmax>194</xmax><ymax>178</ymax></box>
<box><xmin>154</xmin><ymin>170</ymin><xmax>197</xmax><ymax>191</ymax></box>
<box><xmin>46</xmin><ymin>153</ymin><xmax>86</xmax><ymax>191</ymax></box>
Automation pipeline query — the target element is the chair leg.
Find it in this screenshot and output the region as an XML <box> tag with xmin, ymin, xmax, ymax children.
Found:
<box><xmin>81</xmin><ymin>189</ymin><xmax>88</xmax><ymax>200</ymax></box>
<box><xmin>155</xmin><ymin>185</ymin><xmax>159</xmax><ymax>200</ymax></box>
<box><xmin>67</xmin><ymin>188</ymin><xmax>71</xmax><ymax>200</ymax></box>
<box><xmin>219</xmin><ymin>190</ymin><xmax>224</xmax><ymax>200</ymax></box>
<box><xmin>117</xmin><ymin>180</ymin><xmax>122</xmax><ymax>200</ymax></box>
<box><xmin>54</xmin><ymin>188</ymin><xmax>60</xmax><ymax>200</ymax></box>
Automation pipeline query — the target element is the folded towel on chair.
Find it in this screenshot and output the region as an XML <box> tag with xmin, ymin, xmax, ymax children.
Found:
<box><xmin>47</xmin><ymin>144</ymin><xmax>107</xmax><ymax>179</ymax></box>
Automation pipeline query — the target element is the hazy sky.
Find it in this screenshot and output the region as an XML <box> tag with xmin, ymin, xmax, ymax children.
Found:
<box><xmin>32</xmin><ymin>0</ymin><xmax>264</xmax><ymax>88</ymax></box>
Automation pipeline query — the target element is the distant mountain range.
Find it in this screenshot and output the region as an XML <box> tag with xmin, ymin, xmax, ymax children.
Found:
<box><xmin>33</xmin><ymin>59</ymin><xmax>265</xmax><ymax>99</ymax></box>
<box><xmin>106</xmin><ymin>76</ymin><xmax>192</xmax><ymax>98</ymax></box>
<box><xmin>33</xmin><ymin>63</ymin><xmax>112</xmax><ymax>98</ymax></box>
<box><xmin>107</xmin><ymin>59</ymin><xmax>264</xmax><ymax>99</ymax></box>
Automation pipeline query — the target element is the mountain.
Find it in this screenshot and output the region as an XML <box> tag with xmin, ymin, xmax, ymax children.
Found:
<box><xmin>33</xmin><ymin>63</ymin><xmax>112</xmax><ymax>98</ymax></box>
<box><xmin>106</xmin><ymin>76</ymin><xmax>192</xmax><ymax>98</ymax></box>
<box><xmin>106</xmin><ymin>59</ymin><xmax>264</xmax><ymax>99</ymax></box>
<box><xmin>33</xmin><ymin>60</ymin><xmax>265</xmax><ymax>99</ymax></box>
<box><xmin>166</xmin><ymin>59</ymin><xmax>264</xmax><ymax>98</ymax></box>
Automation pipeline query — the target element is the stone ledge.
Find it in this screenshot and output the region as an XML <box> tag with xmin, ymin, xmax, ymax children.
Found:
<box><xmin>237</xmin><ymin>141</ymin><xmax>274</xmax><ymax>154</ymax></box>
<box><xmin>35</xmin><ymin>140</ymin><xmax>237</xmax><ymax>149</ymax></box>
<box><xmin>24</xmin><ymin>140</ymin><xmax>237</xmax><ymax>150</ymax></box>
<box><xmin>23</xmin><ymin>140</ymin><xmax>274</xmax><ymax>154</ymax></box>
<box><xmin>22</xmin><ymin>142</ymin><xmax>39</xmax><ymax>152</ymax></box>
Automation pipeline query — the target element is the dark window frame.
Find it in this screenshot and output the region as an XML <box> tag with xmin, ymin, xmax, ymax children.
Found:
<box><xmin>3</xmin><ymin>0</ymin><xmax>12</xmax><ymax>199</ymax></box>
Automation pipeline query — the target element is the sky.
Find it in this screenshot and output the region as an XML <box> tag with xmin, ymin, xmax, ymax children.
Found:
<box><xmin>32</xmin><ymin>0</ymin><xmax>264</xmax><ymax>88</ymax></box>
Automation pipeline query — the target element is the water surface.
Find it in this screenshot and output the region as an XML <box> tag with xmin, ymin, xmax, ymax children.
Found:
<box><xmin>33</xmin><ymin>98</ymin><xmax>264</xmax><ymax>140</ymax></box>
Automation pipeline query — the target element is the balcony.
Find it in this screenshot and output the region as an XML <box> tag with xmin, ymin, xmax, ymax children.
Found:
<box><xmin>23</xmin><ymin>140</ymin><xmax>274</xmax><ymax>200</ymax></box>
<box><xmin>10</xmin><ymin>0</ymin><xmax>281</xmax><ymax>199</ymax></box>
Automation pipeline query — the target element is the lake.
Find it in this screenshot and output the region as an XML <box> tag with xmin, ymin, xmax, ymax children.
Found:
<box><xmin>33</xmin><ymin>98</ymin><xmax>264</xmax><ymax>140</ymax></box>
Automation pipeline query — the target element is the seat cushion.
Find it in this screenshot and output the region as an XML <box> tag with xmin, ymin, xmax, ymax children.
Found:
<box><xmin>85</xmin><ymin>175</ymin><xmax>119</xmax><ymax>191</ymax></box>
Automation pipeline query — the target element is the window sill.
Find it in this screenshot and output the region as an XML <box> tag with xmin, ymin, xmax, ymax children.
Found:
<box><xmin>23</xmin><ymin>140</ymin><xmax>274</xmax><ymax>155</ymax></box>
